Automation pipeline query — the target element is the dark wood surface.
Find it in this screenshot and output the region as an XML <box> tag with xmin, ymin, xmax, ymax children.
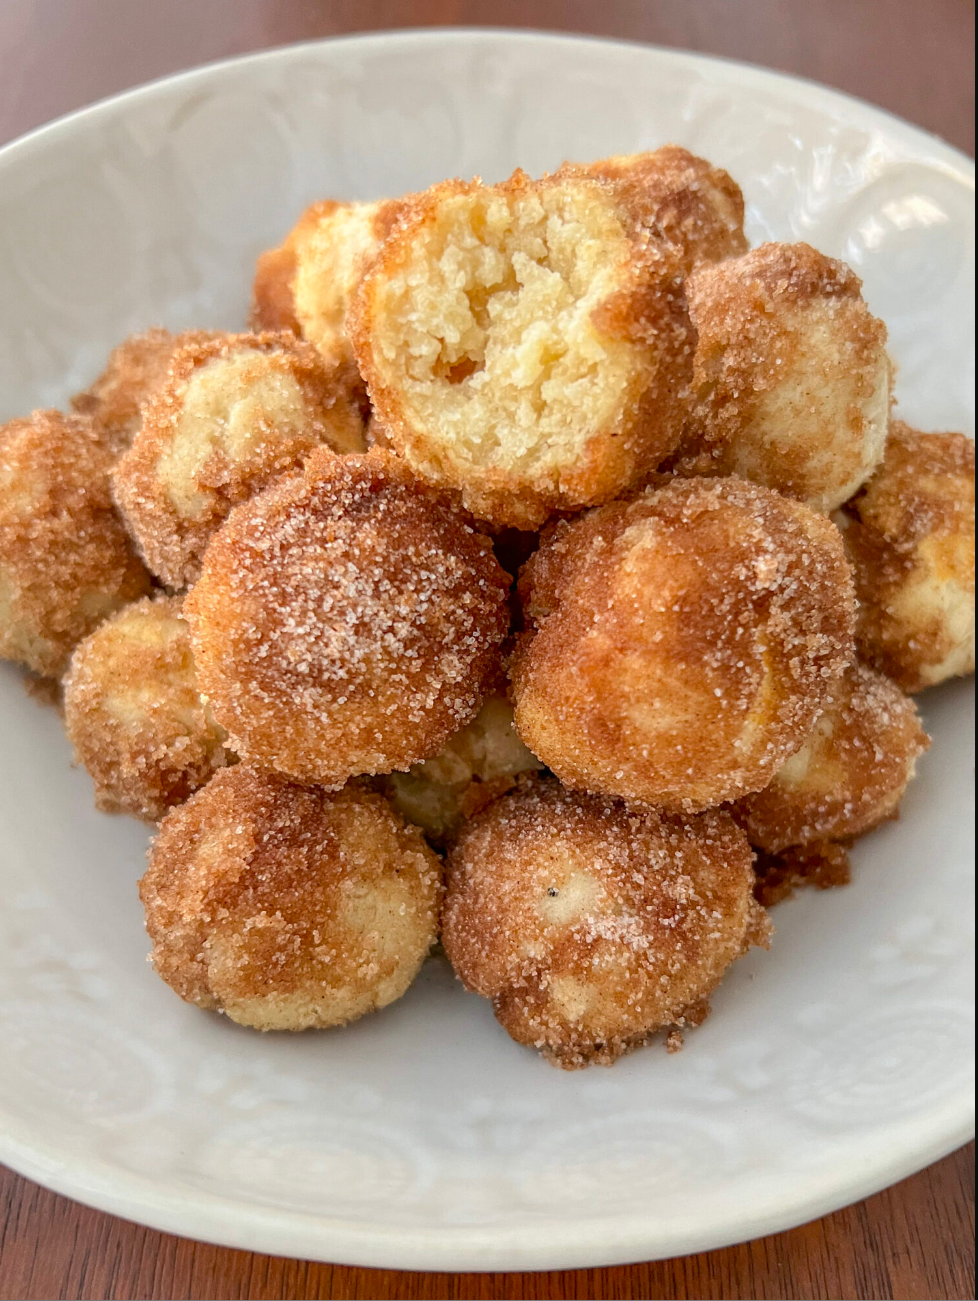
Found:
<box><xmin>0</xmin><ymin>3</ymin><xmax>974</xmax><ymax>1299</ymax></box>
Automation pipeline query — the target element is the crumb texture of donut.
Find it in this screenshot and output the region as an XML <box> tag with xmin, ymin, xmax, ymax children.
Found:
<box><xmin>64</xmin><ymin>594</ymin><xmax>230</xmax><ymax>821</ymax></box>
<box><xmin>733</xmin><ymin>660</ymin><xmax>929</xmax><ymax>852</ymax></box>
<box><xmin>837</xmin><ymin>422</ymin><xmax>975</xmax><ymax>692</ymax></box>
<box><xmin>441</xmin><ymin>775</ymin><xmax>769</xmax><ymax>1068</ymax></box>
<box><xmin>562</xmin><ymin>145</ymin><xmax>748</xmax><ymax>272</ymax></box>
<box><xmin>512</xmin><ymin>477</ymin><xmax>856</xmax><ymax>811</ymax></box>
<box><xmin>184</xmin><ymin>449</ymin><xmax>511</xmax><ymax>786</ymax></box>
<box><xmin>350</xmin><ymin>170</ymin><xmax>694</xmax><ymax>528</ymax></box>
<box><xmin>111</xmin><ymin>330</ymin><xmax>365</xmax><ymax>588</ymax></box>
<box><xmin>0</xmin><ymin>409</ymin><xmax>152</xmax><ymax>678</ymax></box>
<box><xmin>685</xmin><ymin>242</ymin><xmax>890</xmax><ymax>513</ymax></box>
<box><xmin>140</xmin><ymin>768</ymin><xmax>443</xmax><ymax>1030</ymax></box>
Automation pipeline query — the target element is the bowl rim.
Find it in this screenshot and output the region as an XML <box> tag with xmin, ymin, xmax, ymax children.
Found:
<box><xmin>0</xmin><ymin>26</ymin><xmax>973</xmax><ymax>1271</ymax></box>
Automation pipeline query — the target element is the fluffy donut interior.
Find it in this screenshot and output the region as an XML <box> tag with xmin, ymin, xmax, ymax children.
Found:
<box><xmin>371</xmin><ymin>183</ymin><xmax>640</xmax><ymax>473</ymax></box>
<box><xmin>157</xmin><ymin>350</ymin><xmax>311</xmax><ymax>518</ymax></box>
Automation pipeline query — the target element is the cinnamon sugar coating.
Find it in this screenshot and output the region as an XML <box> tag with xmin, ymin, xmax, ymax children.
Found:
<box><xmin>442</xmin><ymin>775</ymin><xmax>770</xmax><ymax>1068</ymax></box>
<box><xmin>0</xmin><ymin>410</ymin><xmax>152</xmax><ymax>677</ymax></box>
<box><xmin>184</xmin><ymin>450</ymin><xmax>510</xmax><ymax>787</ymax></box>
<box><xmin>140</xmin><ymin>767</ymin><xmax>442</xmax><ymax>1031</ymax></box>
<box><xmin>734</xmin><ymin>661</ymin><xmax>928</xmax><ymax>853</ymax></box>
<box><xmin>561</xmin><ymin>145</ymin><xmax>748</xmax><ymax>272</ymax></box>
<box><xmin>64</xmin><ymin>594</ymin><xmax>231</xmax><ymax>821</ymax></box>
<box><xmin>835</xmin><ymin>422</ymin><xmax>975</xmax><ymax>692</ymax></box>
<box><xmin>111</xmin><ymin>330</ymin><xmax>365</xmax><ymax>588</ymax></box>
<box><xmin>512</xmin><ymin>477</ymin><xmax>856</xmax><ymax>812</ymax></box>
<box><xmin>71</xmin><ymin>328</ymin><xmax>217</xmax><ymax>453</ymax></box>
<box><xmin>684</xmin><ymin>243</ymin><xmax>891</xmax><ymax>512</ymax></box>
<box><xmin>753</xmin><ymin>841</ymin><xmax>852</xmax><ymax>908</ymax></box>
<box><xmin>350</xmin><ymin>169</ymin><xmax>694</xmax><ymax>529</ymax></box>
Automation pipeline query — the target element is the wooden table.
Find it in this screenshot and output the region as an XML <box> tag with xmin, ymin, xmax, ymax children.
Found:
<box><xmin>0</xmin><ymin>3</ymin><xmax>974</xmax><ymax>1298</ymax></box>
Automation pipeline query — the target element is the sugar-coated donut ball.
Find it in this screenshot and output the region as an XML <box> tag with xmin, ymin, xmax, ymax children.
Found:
<box><xmin>383</xmin><ymin>695</ymin><xmax>544</xmax><ymax>845</ymax></box>
<box><xmin>64</xmin><ymin>594</ymin><xmax>231</xmax><ymax>821</ymax></box>
<box><xmin>140</xmin><ymin>768</ymin><xmax>442</xmax><ymax>1031</ymax></box>
<box><xmin>442</xmin><ymin>776</ymin><xmax>770</xmax><ymax>1068</ymax></box>
<box><xmin>111</xmin><ymin>330</ymin><xmax>365</xmax><ymax>588</ymax></box>
<box><xmin>71</xmin><ymin>328</ymin><xmax>216</xmax><ymax>453</ymax></box>
<box><xmin>350</xmin><ymin>169</ymin><xmax>694</xmax><ymax>529</ymax></box>
<box><xmin>184</xmin><ymin>449</ymin><xmax>511</xmax><ymax>787</ymax></box>
<box><xmin>835</xmin><ymin>422</ymin><xmax>975</xmax><ymax>692</ymax></box>
<box><xmin>251</xmin><ymin>198</ymin><xmax>398</xmax><ymax>374</ymax></box>
<box><xmin>564</xmin><ymin>145</ymin><xmax>748</xmax><ymax>272</ymax></box>
<box><xmin>512</xmin><ymin>477</ymin><xmax>856</xmax><ymax>812</ymax></box>
<box><xmin>734</xmin><ymin>661</ymin><xmax>929</xmax><ymax>852</ymax></box>
<box><xmin>685</xmin><ymin>243</ymin><xmax>891</xmax><ymax>512</ymax></box>
<box><xmin>0</xmin><ymin>410</ymin><xmax>151</xmax><ymax>678</ymax></box>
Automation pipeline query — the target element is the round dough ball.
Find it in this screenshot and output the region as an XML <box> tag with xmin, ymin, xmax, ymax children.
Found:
<box><xmin>184</xmin><ymin>449</ymin><xmax>511</xmax><ymax>787</ymax></box>
<box><xmin>140</xmin><ymin>768</ymin><xmax>442</xmax><ymax>1031</ymax></box>
<box><xmin>442</xmin><ymin>775</ymin><xmax>769</xmax><ymax>1068</ymax></box>
<box><xmin>64</xmin><ymin>594</ymin><xmax>230</xmax><ymax>821</ymax></box>
<box><xmin>734</xmin><ymin>661</ymin><xmax>929</xmax><ymax>852</ymax></box>
<box><xmin>350</xmin><ymin>170</ymin><xmax>694</xmax><ymax>529</ymax></box>
<box><xmin>383</xmin><ymin>694</ymin><xmax>544</xmax><ymax>845</ymax></box>
<box><xmin>250</xmin><ymin>198</ymin><xmax>398</xmax><ymax>374</ymax></box>
<box><xmin>835</xmin><ymin>422</ymin><xmax>975</xmax><ymax>692</ymax></box>
<box><xmin>685</xmin><ymin>243</ymin><xmax>891</xmax><ymax>512</ymax></box>
<box><xmin>0</xmin><ymin>410</ymin><xmax>151</xmax><ymax>678</ymax></box>
<box><xmin>512</xmin><ymin>477</ymin><xmax>856</xmax><ymax>812</ymax></box>
<box><xmin>71</xmin><ymin>328</ymin><xmax>216</xmax><ymax>453</ymax></box>
<box><xmin>111</xmin><ymin>330</ymin><xmax>366</xmax><ymax>588</ymax></box>
<box><xmin>564</xmin><ymin>145</ymin><xmax>748</xmax><ymax>272</ymax></box>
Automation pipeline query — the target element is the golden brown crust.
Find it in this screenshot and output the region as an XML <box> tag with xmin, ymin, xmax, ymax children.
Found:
<box><xmin>71</xmin><ymin>329</ymin><xmax>218</xmax><ymax>454</ymax></box>
<box><xmin>184</xmin><ymin>449</ymin><xmax>511</xmax><ymax>786</ymax></box>
<box><xmin>836</xmin><ymin>422</ymin><xmax>975</xmax><ymax>692</ymax></box>
<box><xmin>0</xmin><ymin>410</ymin><xmax>152</xmax><ymax>677</ymax></box>
<box><xmin>349</xmin><ymin>170</ymin><xmax>694</xmax><ymax>529</ymax></box>
<box><xmin>250</xmin><ymin>244</ymin><xmax>302</xmax><ymax>334</ymax></box>
<box><xmin>111</xmin><ymin>330</ymin><xmax>365</xmax><ymax>588</ymax></box>
<box><xmin>684</xmin><ymin>243</ymin><xmax>891</xmax><ymax>512</ymax></box>
<box><xmin>512</xmin><ymin>477</ymin><xmax>856</xmax><ymax>812</ymax></box>
<box><xmin>560</xmin><ymin>145</ymin><xmax>748</xmax><ymax>272</ymax></box>
<box><xmin>139</xmin><ymin>767</ymin><xmax>443</xmax><ymax>1030</ymax></box>
<box><xmin>63</xmin><ymin>594</ymin><xmax>231</xmax><ymax>821</ymax></box>
<box><xmin>733</xmin><ymin>660</ymin><xmax>929</xmax><ymax>852</ymax></box>
<box><xmin>441</xmin><ymin>775</ymin><xmax>769</xmax><ymax>1068</ymax></box>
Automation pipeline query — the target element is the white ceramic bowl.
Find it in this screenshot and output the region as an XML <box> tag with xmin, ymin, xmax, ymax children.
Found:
<box><xmin>0</xmin><ymin>29</ymin><xmax>973</xmax><ymax>1272</ymax></box>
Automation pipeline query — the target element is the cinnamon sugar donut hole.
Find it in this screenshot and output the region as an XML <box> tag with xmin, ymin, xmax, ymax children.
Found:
<box><xmin>251</xmin><ymin>198</ymin><xmax>399</xmax><ymax>373</ymax></box>
<box><xmin>111</xmin><ymin>330</ymin><xmax>365</xmax><ymax>588</ymax></box>
<box><xmin>685</xmin><ymin>243</ymin><xmax>891</xmax><ymax>513</ymax></box>
<box><xmin>64</xmin><ymin>594</ymin><xmax>230</xmax><ymax>822</ymax></box>
<box><xmin>563</xmin><ymin>145</ymin><xmax>748</xmax><ymax>273</ymax></box>
<box><xmin>512</xmin><ymin>477</ymin><xmax>856</xmax><ymax>812</ymax></box>
<box><xmin>184</xmin><ymin>449</ymin><xmax>510</xmax><ymax>787</ymax></box>
<box><xmin>140</xmin><ymin>767</ymin><xmax>442</xmax><ymax>1031</ymax></box>
<box><xmin>835</xmin><ymin>423</ymin><xmax>974</xmax><ymax>692</ymax></box>
<box><xmin>71</xmin><ymin>328</ymin><xmax>216</xmax><ymax>454</ymax></box>
<box><xmin>0</xmin><ymin>410</ymin><xmax>151</xmax><ymax>678</ymax></box>
<box><xmin>734</xmin><ymin>661</ymin><xmax>929</xmax><ymax>853</ymax></box>
<box><xmin>442</xmin><ymin>776</ymin><xmax>769</xmax><ymax>1068</ymax></box>
<box><xmin>350</xmin><ymin>169</ymin><xmax>694</xmax><ymax>529</ymax></box>
<box><xmin>383</xmin><ymin>695</ymin><xmax>544</xmax><ymax>846</ymax></box>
